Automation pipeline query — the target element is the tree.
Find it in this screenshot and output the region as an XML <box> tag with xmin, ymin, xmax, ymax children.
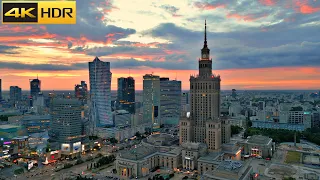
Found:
<box><xmin>14</xmin><ymin>168</ymin><xmax>24</xmax><ymax>175</ymax></box>
<box><xmin>247</xmin><ymin>120</ymin><xmax>252</xmax><ymax>127</ymax></box>
<box><xmin>290</xmin><ymin>106</ymin><xmax>303</xmax><ymax>111</ymax></box>
<box><xmin>135</xmin><ymin>131</ymin><xmax>141</xmax><ymax>138</ymax></box>
<box><xmin>231</xmin><ymin>125</ymin><xmax>242</xmax><ymax>135</ymax></box>
<box><xmin>110</xmin><ymin>138</ymin><xmax>118</xmax><ymax>144</ymax></box>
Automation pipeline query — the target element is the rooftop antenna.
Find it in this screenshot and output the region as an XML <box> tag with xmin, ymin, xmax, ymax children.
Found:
<box><xmin>128</xmin><ymin>68</ymin><xmax>131</xmax><ymax>77</ymax></box>
<box><xmin>37</xmin><ymin>74</ymin><xmax>38</xmax><ymax>79</ymax></box>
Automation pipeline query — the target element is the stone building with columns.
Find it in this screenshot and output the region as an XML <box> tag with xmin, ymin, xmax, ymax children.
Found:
<box><xmin>115</xmin><ymin>133</ymin><xmax>182</xmax><ymax>178</ymax></box>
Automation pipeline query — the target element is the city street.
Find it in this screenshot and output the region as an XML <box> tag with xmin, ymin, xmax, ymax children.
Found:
<box><xmin>7</xmin><ymin>145</ymin><xmax>113</xmax><ymax>180</ymax></box>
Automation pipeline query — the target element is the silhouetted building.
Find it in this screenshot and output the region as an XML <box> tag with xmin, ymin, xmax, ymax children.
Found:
<box><xmin>75</xmin><ymin>81</ymin><xmax>88</xmax><ymax>103</ymax></box>
<box><xmin>117</xmin><ymin>77</ymin><xmax>135</xmax><ymax>114</ymax></box>
<box><xmin>232</xmin><ymin>89</ymin><xmax>237</xmax><ymax>98</ymax></box>
<box><xmin>30</xmin><ymin>77</ymin><xmax>41</xmax><ymax>97</ymax></box>
<box><xmin>10</xmin><ymin>86</ymin><xmax>22</xmax><ymax>107</ymax></box>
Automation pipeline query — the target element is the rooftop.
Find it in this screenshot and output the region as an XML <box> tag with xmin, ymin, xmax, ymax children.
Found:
<box><xmin>144</xmin><ymin>133</ymin><xmax>179</xmax><ymax>147</ymax></box>
<box><xmin>22</xmin><ymin>115</ymin><xmax>51</xmax><ymax>120</ymax></box>
<box><xmin>217</xmin><ymin>160</ymin><xmax>243</xmax><ymax>173</ymax></box>
<box><xmin>0</xmin><ymin>124</ymin><xmax>21</xmax><ymax>130</ymax></box>
<box><xmin>198</xmin><ymin>152</ymin><xmax>223</xmax><ymax>164</ymax></box>
<box><xmin>246</xmin><ymin>135</ymin><xmax>272</xmax><ymax>145</ymax></box>
<box><xmin>181</xmin><ymin>142</ymin><xmax>207</xmax><ymax>150</ymax></box>
<box><xmin>119</xmin><ymin>145</ymin><xmax>157</xmax><ymax>160</ymax></box>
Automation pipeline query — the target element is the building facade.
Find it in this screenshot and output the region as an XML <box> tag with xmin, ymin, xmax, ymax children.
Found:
<box><xmin>179</xmin><ymin>21</ymin><xmax>222</xmax><ymax>152</ymax></box>
<box><xmin>238</xmin><ymin>135</ymin><xmax>275</xmax><ymax>158</ymax></box>
<box><xmin>10</xmin><ymin>86</ymin><xmax>22</xmax><ymax>106</ymax></box>
<box><xmin>117</xmin><ymin>77</ymin><xmax>135</xmax><ymax>114</ymax></box>
<box><xmin>89</xmin><ymin>57</ymin><xmax>113</xmax><ymax>126</ymax></box>
<box><xmin>116</xmin><ymin>134</ymin><xmax>181</xmax><ymax>178</ymax></box>
<box><xmin>160</xmin><ymin>78</ymin><xmax>181</xmax><ymax>125</ymax></box>
<box><xmin>0</xmin><ymin>79</ymin><xmax>2</xmax><ymax>100</ymax></box>
<box><xmin>143</xmin><ymin>74</ymin><xmax>160</xmax><ymax>126</ymax></box>
<box><xmin>49</xmin><ymin>99</ymin><xmax>83</xmax><ymax>157</ymax></box>
<box><xmin>75</xmin><ymin>81</ymin><xmax>88</xmax><ymax>102</ymax></box>
<box><xmin>22</xmin><ymin>115</ymin><xmax>51</xmax><ymax>134</ymax></box>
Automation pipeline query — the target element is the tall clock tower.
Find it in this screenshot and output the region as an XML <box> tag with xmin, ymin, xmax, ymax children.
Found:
<box><xmin>180</xmin><ymin>20</ymin><xmax>225</xmax><ymax>152</ymax></box>
<box><xmin>199</xmin><ymin>20</ymin><xmax>212</xmax><ymax>77</ymax></box>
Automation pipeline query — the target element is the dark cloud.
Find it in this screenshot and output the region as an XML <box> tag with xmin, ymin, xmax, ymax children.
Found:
<box><xmin>159</xmin><ymin>5</ymin><xmax>180</xmax><ymax>16</ymax></box>
<box><xmin>0</xmin><ymin>61</ymin><xmax>84</xmax><ymax>71</ymax></box>
<box><xmin>0</xmin><ymin>0</ymin><xmax>136</xmax><ymax>45</ymax></box>
<box><xmin>144</xmin><ymin>21</ymin><xmax>320</xmax><ymax>70</ymax></box>
<box><xmin>0</xmin><ymin>45</ymin><xmax>19</xmax><ymax>54</ymax></box>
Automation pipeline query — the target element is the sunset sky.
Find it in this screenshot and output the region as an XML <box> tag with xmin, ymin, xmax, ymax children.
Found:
<box><xmin>0</xmin><ymin>0</ymin><xmax>320</xmax><ymax>90</ymax></box>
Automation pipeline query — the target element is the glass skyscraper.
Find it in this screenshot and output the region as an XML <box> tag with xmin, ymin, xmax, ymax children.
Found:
<box><xmin>89</xmin><ymin>57</ymin><xmax>113</xmax><ymax>127</ymax></box>
<box><xmin>117</xmin><ymin>77</ymin><xmax>135</xmax><ymax>114</ymax></box>
<box><xmin>143</xmin><ymin>74</ymin><xmax>160</xmax><ymax>125</ymax></box>
<box><xmin>160</xmin><ymin>78</ymin><xmax>181</xmax><ymax>125</ymax></box>
<box><xmin>10</xmin><ymin>86</ymin><xmax>22</xmax><ymax>107</ymax></box>
<box><xmin>49</xmin><ymin>99</ymin><xmax>83</xmax><ymax>157</ymax></box>
<box><xmin>30</xmin><ymin>78</ymin><xmax>41</xmax><ymax>97</ymax></box>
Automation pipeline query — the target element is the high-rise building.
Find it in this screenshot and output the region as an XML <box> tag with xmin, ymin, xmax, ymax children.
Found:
<box><xmin>10</xmin><ymin>86</ymin><xmax>22</xmax><ymax>106</ymax></box>
<box><xmin>258</xmin><ymin>101</ymin><xmax>265</xmax><ymax>111</ymax></box>
<box><xmin>30</xmin><ymin>77</ymin><xmax>41</xmax><ymax>97</ymax></box>
<box><xmin>75</xmin><ymin>81</ymin><xmax>88</xmax><ymax>102</ymax></box>
<box><xmin>0</xmin><ymin>79</ymin><xmax>2</xmax><ymax>100</ymax></box>
<box><xmin>49</xmin><ymin>99</ymin><xmax>83</xmax><ymax>157</ymax></box>
<box><xmin>180</xmin><ymin>21</ymin><xmax>223</xmax><ymax>152</ymax></box>
<box><xmin>231</xmin><ymin>89</ymin><xmax>237</xmax><ymax>98</ymax></box>
<box><xmin>143</xmin><ymin>74</ymin><xmax>160</xmax><ymax>126</ymax></box>
<box><xmin>89</xmin><ymin>57</ymin><xmax>113</xmax><ymax>127</ymax></box>
<box><xmin>160</xmin><ymin>78</ymin><xmax>181</xmax><ymax>125</ymax></box>
<box><xmin>181</xmin><ymin>92</ymin><xmax>190</xmax><ymax>116</ymax></box>
<box><xmin>117</xmin><ymin>77</ymin><xmax>135</xmax><ymax>114</ymax></box>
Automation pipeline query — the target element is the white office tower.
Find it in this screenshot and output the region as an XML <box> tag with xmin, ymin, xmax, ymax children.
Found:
<box><xmin>160</xmin><ymin>78</ymin><xmax>181</xmax><ymax>125</ymax></box>
<box><xmin>143</xmin><ymin>74</ymin><xmax>160</xmax><ymax>127</ymax></box>
<box><xmin>49</xmin><ymin>99</ymin><xmax>83</xmax><ymax>158</ymax></box>
<box><xmin>89</xmin><ymin>57</ymin><xmax>113</xmax><ymax>127</ymax></box>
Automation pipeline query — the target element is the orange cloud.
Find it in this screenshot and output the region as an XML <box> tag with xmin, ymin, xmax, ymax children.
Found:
<box><xmin>194</xmin><ymin>2</ymin><xmax>226</xmax><ymax>10</ymax></box>
<box><xmin>226</xmin><ymin>13</ymin><xmax>266</xmax><ymax>22</ymax></box>
<box><xmin>1</xmin><ymin>67</ymin><xmax>320</xmax><ymax>91</ymax></box>
<box><xmin>299</xmin><ymin>4</ymin><xmax>320</xmax><ymax>13</ymax></box>
<box><xmin>291</xmin><ymin>0</ymin><xmax>320</xmax><ymax>14</ymax></box>
<box><xmin>259</xmin><ymin>0</ymin><xmax>277</xmax><ymax>6</ymax></box>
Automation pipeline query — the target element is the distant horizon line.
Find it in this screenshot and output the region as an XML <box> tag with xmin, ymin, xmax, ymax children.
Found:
<box><xmin>1</xmin><ymin>89</ymin><xmax>319</xmax><ymax>92</ymax></box>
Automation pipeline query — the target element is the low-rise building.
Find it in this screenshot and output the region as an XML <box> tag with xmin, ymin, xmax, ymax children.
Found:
<box><xmin>116</xmin><ymin>133</ymin><xmax>181</xmax><ymax>178</ymax></box>
<box><xmin>203</xmin><ymin>159</ymin><xmax>253</xmax><ymax>180</ymax></box>
<box><xmin>238</xmin><ymin>135</ymin><xmax>275</xmax><ymax>158</ymax></box>
<box><xmin>22</xmin><ymin>115</ymin><xmax>50</xmax><ymax>134</ymax></box>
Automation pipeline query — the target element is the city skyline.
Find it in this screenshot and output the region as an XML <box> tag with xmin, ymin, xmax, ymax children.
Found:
<box><xmin>1</xmin><ymin>0</ymin><xmax>320</xmax><ymax>90</ymax></box>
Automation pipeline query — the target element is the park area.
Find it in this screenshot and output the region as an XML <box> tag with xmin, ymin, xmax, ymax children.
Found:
<box><xmin>285</xmin><ymin>151</ymin><xmax>301</xmax><ymax>164</ymax></box>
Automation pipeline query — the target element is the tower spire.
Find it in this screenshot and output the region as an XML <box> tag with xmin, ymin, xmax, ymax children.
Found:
<box><xmin>204</xmin><ymin>19</ymin><xmax>207</xmax><ymax>48</ymax></box>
